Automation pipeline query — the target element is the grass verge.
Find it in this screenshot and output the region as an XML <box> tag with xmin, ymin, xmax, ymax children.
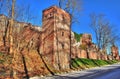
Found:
<box><xmin>71</xmin><ymin>58</ymin><xmax>119</xmax><ymax>70</ymax></box>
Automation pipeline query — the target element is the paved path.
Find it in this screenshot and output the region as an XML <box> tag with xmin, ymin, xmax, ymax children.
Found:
<box><xmin>30</xmin><ymin>63</ymin><xmax>120</xmax><ymax>79</ymax></box>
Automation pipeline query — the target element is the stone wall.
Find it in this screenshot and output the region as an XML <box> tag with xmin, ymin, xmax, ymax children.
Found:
<box><xmin>111</xmin><ymin>45</ymin><xmax>119</xmax><ymax>60</ymax></box>
<box><xmin>0</xmin><ymin>14</ymin><xmax>50</xmax><ymax>76</ymax></box>
<box><xmin>80</xmin><ymin>34</ymin><xmax>92</xmax><ymax>46</ymax></box>
<box><xmin>88</xmin><ymin>52</ymin><xmax>97</xmax><ymax>59</ymax></box>
<box><xmin>71</xmin><ymin>46</ymin><xmax>77</xmax><ymax>58</ymax></box>
<box><xmin>79</xmin><ymin>34</ymin><xmax>99</xmax><ymax>59</ymax></box>
<box><xmin>79</xmin><ymin>49</ymin><xmax>87</xmax><ymax>58</ymax></box>
<box><xmin>107</xmin><ymin>55</ymin><xmax>113</xmax><ymax>60</ymax></box>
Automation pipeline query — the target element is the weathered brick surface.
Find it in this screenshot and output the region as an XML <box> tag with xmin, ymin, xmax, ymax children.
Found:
<box><xmin>101</xmin><ymin>54</ymin><xmax>108</xmax><ymax>60</ymax></box>
<box><xmin>42</xmin><ymin>6</ymin><xmax>71</xmax><ymax>70</ymax></box>
<box><xmin>80</xmin><ymin>49</ymin><xmax>87</xmax><ymax>58</ymax></box>
<box><xmin>80</xmin><ymin>34</ymin><xmax>92</xmax><ymax>46</ymax></box>
<box><xmin>0</xmin><ymin>6</ymin><xmax>71</xmax><ymax>74</ymax></box>
<box><xmin>111</xmin><ymin>45</ymin><xmax>119</xmax><ymax>60</ymax></box>
<box><xmin>104</xmin><ymin>55</ymin><xmax>108</xmax><ymax>60</ymax></box>
<box><xmin>79</xmin><ymin>34</ymin><xmax>99</xmax><ymax>59</ymax></box>
<box><xmin>107</xmin><ymin>55</ymin><xmax>113</xmax><ymax>60</ymax></box>
<box><xmin>12</xmin><ymin>25</ymin><xmax>50</xmax><ymax>76</ymax></box>
<box><xmin>71</xmin><ymin>46</ymin><xmax>77</xmax><ymax>58</ymax></box>
<box><xmin>88</xmin><ymin>52</ymin><xmax>97</xmax><ymax>59</ymax></box>
<box><xmin>77</xmin><ymin>48</ymin><xmax>81</xmax><ymax>58</ymax></box>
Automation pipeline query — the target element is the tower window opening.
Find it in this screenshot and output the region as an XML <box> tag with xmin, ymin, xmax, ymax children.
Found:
<box><xmin>62</xmin><ymin>32</ymin><xmax>64</xmax><ymax>36</ymax></box>
<box><xmin>62</xmin><ymin>44</ymin><xmax>64</xmax><ymax>49</ymax></box>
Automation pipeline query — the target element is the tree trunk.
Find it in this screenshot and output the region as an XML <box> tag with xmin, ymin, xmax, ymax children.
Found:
<box><xmin>69</xmin><ymin>20</ymin><xmax>72</xmax><ymax>69</ymax></box>
<box><xmin>9</xmin><ymin>0</ymin><xmax>15</xmax><ymax>54</ymax></box>
<box><xmin>10</xmin><ymin>0</ymin><xmax>18</xmax><ymax>79</ymax></box>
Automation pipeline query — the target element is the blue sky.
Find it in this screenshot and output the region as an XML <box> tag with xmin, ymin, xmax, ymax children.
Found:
<box><xmin>17</xmin><ymin>0</ymin><xmax>120</xmax><ymax>43</ymax></box>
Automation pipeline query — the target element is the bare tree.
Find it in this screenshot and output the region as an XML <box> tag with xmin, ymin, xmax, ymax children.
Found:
<box><xmin>58</xmin><ymin>0</ymin><xmax>82</xmax><ymax>68</ymax></box>
<box><xmin>0</xmin><ymin>0</ymin><xmax>4</xmax><ymax>13</ymax></box>
<box><xmin>90</xmin><ymin>13</ymin><xmax>120</xmax><ymax>52</ymax></box>
<box><xmin>0</xmin><ymin>0</ymin><xmax>13</xmax><ymax>50</ymax></box>
<box><xmin>58</xmin><ymin>0</ymin><xmax>81</xmax><ymax>24</ymax></box>
<box><xmin>0</xmin><ymin>0</ymin><xmax>10</xmax><ymax>15</ymax></box>
<box><xmin>9</xmin><ymin>0</ymin><xmax>15</xmax><ymax>54</ymax></box>
<box><xmin>9</xmin><ymin>0</ymin><xmax>17</xmax><ymax>78</ymax></box>
<box><xmin>15</xmin><ymin>3</ymin><xmax>36</xmax><ymax>23</ymax></box>
<box><xmin>0</xmin><ymin>0</ymin><xmax>37</xmax><ymax>24</ymax></box>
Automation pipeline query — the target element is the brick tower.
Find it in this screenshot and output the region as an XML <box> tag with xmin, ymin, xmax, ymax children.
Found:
<box><xmin>41</xmin><ymin>6</ymin><xmax>71</xmax><ymax>70</ymax></box>
<box><xmin>111</xmin><ymin>45</ymin><xmax>119</xmax><ymax>60</ymax></box>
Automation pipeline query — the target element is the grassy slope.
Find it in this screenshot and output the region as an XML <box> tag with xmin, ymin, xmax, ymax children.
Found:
<box><xmin>71</xmin><ymin>58</ymin><xmax>119</xmax><ymax>70</ymax></box>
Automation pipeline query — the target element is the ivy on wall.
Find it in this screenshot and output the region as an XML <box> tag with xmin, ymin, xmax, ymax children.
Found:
<box><xmin>74</xmin><ymin>32</ymin><xmax>83</xmax><ymax>42</ymax></box>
